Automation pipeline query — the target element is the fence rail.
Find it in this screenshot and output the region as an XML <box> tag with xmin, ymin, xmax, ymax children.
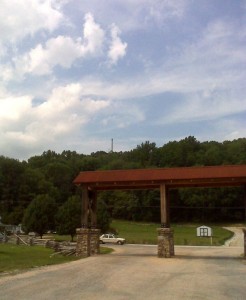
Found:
<box><xmin>0</xmin><ymin>234</ymin><xmax>76</xmax><ymax>256</ymax></box>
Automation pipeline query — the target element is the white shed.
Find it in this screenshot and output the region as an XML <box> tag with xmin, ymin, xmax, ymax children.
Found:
<box><xmin>197</xmin><ymin>225</ymin><xmax>212</xmax><ymax>237</ymax></box>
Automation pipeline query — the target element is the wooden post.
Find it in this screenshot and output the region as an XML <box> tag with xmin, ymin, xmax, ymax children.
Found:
<box><xmin>81</xmin><ymin>185</ymin><xmax>89</xmax><ymax>228</ymax></box>
<box><xmin>158</xmin><ymin>183</ymin><xmax>174</xmax><ymax>257</ymax></box>
<box><xmin>76</xmin><ymin>186</ymin><xmax>100</xmax><ymax>257</ymax></box>
<box><xmin>244</xmin><ymin>185</ymin><xmax>246</xmax><ymax>223</ymax></box>
<box><xmin>243</xmin><ymin>228</ymin><xmax>246</xmax><ymax>258</ymax></box>
<box><xmin>90</xmin><ymin>190</ymin><xmax>97</xmax><ymax>228</ymax></box>
<box><xmin>160</xmin><ymin>184</ymin><xmax>170</xmax><ymax>228</ymax></box>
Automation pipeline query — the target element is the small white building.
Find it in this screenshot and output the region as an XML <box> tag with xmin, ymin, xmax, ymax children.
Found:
<box><xmin>197</xmin><ymin>225</ymin><xmax>212</xmax><ymax>237</ymax></box>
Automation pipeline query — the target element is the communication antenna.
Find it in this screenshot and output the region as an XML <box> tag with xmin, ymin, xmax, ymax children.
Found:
<box><xmin>111</xmin><ymin>138</ymin><xmax>114</xmax><ymax>152</ymax></box>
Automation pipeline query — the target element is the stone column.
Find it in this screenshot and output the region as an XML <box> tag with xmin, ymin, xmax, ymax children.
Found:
<box><xmin>76</xmin><ymin>228</ymin><xmax>100</xmax><ymax>257</ymax></box>
<box><xmin>90</xmin><ymin>228</ymin><xmax>100</xmax><ymax>255</ymax></box>
<box><xmin>76</xmin><ymin>228</ymin><xmax>90</xmax><ymax>257</ymax></box>
<box><xmin>157</xmin><ymin>228</ymin><xmax>174</xmax><ymax>258</ymax></box>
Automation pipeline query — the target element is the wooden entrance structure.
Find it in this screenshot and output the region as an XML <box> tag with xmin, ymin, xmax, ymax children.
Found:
<box><xmin>73</xmin><ymin>165</ymin><xmax>246</xmax><ymax>257</ymax></box>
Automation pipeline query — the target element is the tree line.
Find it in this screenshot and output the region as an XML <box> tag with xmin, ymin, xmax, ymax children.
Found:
<box><xmin>0</xmin><ymin>136</ymin><xmax>246</xmax><ymax>238</ymax></box>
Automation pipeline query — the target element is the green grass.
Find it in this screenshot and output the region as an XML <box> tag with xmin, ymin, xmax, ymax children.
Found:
<box><xmin>46</xmin><ymin>220</ymin><xmax>234</xmax><ymax>246</ymax></box>
<box><xmin>0</xmin><ymin>242</ymin><xmax>113</xmax><ymax>274</ymax></box>
<box><xmin>100</xmin><ymin>246</ymin><xmax>114</xmax><ymax>254</ymax></box>
<box><xmin>0</xmin><ymin>244</ymin><xmax>80</xmax><ymax>274</ymax></box>
<box><xmin>0</xmin><ymin>221</ymin><xmax>235</xmax><ymax>274</ymax></box>
<box><xmin>111</xmin><ymin>220</ymin><xmax>234</xmax><ymax>246</ymax></box>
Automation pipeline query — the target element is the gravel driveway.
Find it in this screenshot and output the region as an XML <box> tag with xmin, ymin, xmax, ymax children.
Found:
<box><xmin>1</xmin><ymin>230</ymin><xmax>246</xmax><ymax>300</ymax></box>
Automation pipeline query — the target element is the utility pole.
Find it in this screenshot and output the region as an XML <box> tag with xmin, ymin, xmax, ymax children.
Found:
<box><xmin>111</xmin><ymin>138</ymin><xmax>114</xmax><ymax>153</ymax></box>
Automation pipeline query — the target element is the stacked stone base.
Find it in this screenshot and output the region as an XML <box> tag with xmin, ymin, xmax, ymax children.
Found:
<box><xmin>157</xmin><ymin>228</ymin><xmax>174</xmax><ymax>258</ymax></box>
<box><xmin>76</xmin><ymin>228</ymin><xmax>100</xmax><ymax>257</ymax></box>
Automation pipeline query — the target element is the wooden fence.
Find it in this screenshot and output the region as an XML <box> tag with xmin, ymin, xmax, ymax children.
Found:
<box><xmin>0</xmin><ymin>234</ymin><xmax>76</xmax><ymax>256</ymax></box>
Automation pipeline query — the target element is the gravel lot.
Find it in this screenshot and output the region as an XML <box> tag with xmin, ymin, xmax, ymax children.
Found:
<box><xmin>1</xmin><ymin>228</ymin><xmax>245</xmax><ymax>300</ymax></box>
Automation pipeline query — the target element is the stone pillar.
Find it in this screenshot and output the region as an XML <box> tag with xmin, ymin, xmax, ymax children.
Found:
<box><xmin>243</xmin><ymin>228</ymin><xmax>246</xmax><ymax>258</ymax></box>
<box><xmin>90</xmin><ymin>228</ymin><xmax>100</xmax><ymax>255</ymax></box>
<box><xmin>76</xmin><ymin>228</ymin><xmax>90</xmax><ymax>257</ymax></box>
<box><xmin>76</xmin><ymin>228</ymin><xmax>100</xmax><ymax>257</ymax></box>
<box><xmin>157</xmin><ymin>228</ymin><xmax>174</xmax><ymax>258</ymax></box>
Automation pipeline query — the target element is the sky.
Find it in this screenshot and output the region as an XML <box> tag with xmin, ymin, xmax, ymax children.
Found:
<box><xmin>0</xmin><ymin>0</ymin><xmax>246</xmax><ymax>160</ymax></box>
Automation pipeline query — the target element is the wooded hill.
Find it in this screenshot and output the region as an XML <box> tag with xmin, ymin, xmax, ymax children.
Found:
<box><xmin>1</xmin><ymin>136</ymin><xmax>246</xmax><ymax>228</ymax></box>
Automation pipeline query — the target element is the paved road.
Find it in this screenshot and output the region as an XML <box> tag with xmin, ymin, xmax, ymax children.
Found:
<box><xmin>223</xmin><ymin>227</ymin><xmax>244</xmax><ymax>247</ymax></box>
<box><xmin>1</xmin><ymin>242</ymin><xmax>245</xmax><ymax>300</ymax></box>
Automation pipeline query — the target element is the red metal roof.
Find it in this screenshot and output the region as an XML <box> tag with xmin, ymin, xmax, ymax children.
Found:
<box><xmin>73</xmin><ymin>165</ymin><xmax>246</xmax><ymax>190</ymax></box>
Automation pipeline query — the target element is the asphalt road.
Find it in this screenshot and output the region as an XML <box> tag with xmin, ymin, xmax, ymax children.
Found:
<box><xmin>1</xmin><ymin>241</ymin><xmax>245</xmax><ymax>300</ymax></box>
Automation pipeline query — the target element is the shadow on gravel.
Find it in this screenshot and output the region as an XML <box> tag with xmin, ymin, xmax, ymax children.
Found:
<box><xmin>110</xmin><ymin>253</ymin><xmax>243</xmax><ymax>260</ymax></box>
<box><xmin>175</xmin><ymin>255</ymin><xmax>243</xmax><ymax>260</ymax></box>
<box><xmin>110</xmin><ymin>253</ymin><xmax>156</xmax><ymax>257</ymax></box>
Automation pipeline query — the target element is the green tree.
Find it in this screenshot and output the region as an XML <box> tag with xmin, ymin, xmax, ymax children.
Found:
<box><xmin>44</xmin><ymin>162</ymin><xmax>73</xmax><ymax>202</ymax></box>
<box><xmin>223</xmin><ymin>138</ymin><xmax>246</xmax><ymax>164</ymax></box>
<box><xmin>128</xmin><ymin>141</ymin><xmax>156</xmax><ymax>168</ymax></box>
<box><xmin>158</xmin><ymin>136</ymin><xmax>201</xmax><ymax>167</ymax></box>
<box><xmin>22</xmin><ymin>194</ymin><xmax>56</xmax><ymax>238</ymax></box>
<box><xmin>56</xmin><ymin>196</ymin><xmax>81</xmax><ymax>241</ymax></box>
<box><xmin>97</xmin><ymin>199</ymin><xmax>111</xmax><ymax>233</ymax></box>
<box><xmin>0</xmin><ymin>156</ymin><xmax>25</xmax><ymax>223</ymax></box>
<box><xmin>198</xmin><ymin>141</ymin><xmax>224</xmax><ymax>166</ymax></box>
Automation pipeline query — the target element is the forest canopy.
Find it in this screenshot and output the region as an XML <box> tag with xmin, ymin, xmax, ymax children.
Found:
<box><xmin>0</xmin><ymin>136</ymin><xmax>246</xmax><ymax>231</ymax></box>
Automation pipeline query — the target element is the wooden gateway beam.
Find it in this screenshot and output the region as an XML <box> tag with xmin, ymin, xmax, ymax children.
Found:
<box><xmin>74</xmin><ymin>165</ymin><xmax>246</xmax><ymax>258</ymax></box>
<box><xmin>73</xmin><ymin>165</ymin><xmax>246</xmax><ymax>190</ymax></box>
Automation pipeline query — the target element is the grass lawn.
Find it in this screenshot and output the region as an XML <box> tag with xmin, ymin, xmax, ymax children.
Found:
<box><xmin>100</xmin><ymin>247</ymin><xmax>114</xmax><ymax>254</ymax></box>
<box><xmin>0</xmin><ymin>244</ymin><xmax>80</xmax><ymax>274</ymax></box>
<box><xmin>0</xmin><ymin>221</ymin><xmax>235</xmax><ymax>274</ymax></box>
<box><xmin>111</xmin><ymin>220</ymin><xmax>234</xmax><ymax>246</ymax></box>
<box><xmin>49</xmin><ymin>220</ymin><xmax>234</xmax><ymax>246</ymax></box>
<box><xmin>0</xmin><ymin>243</ymin><xmax>113</xmax><ymax>274</ymax></box>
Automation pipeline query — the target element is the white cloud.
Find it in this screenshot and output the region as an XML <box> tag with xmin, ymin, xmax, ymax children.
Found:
<box><xmin>0</xmin><ymin>83</ymin><xmax>111</xmax><ymax>158</ymax></box>
<box><xmin>83</xmin><ymin>13</ymin><xmax>105</xmax><ymax>55</ymax></box>
<box><xmin>198</xmin><ymin>118</ymin><xmax>246</xmax><ymax>143</ymax></box>
<box><xmin>12</xmin><ymin>13</ymin><xmax>107</xmax><ymax>76</ymax></box>
<box><xmin>159</xmin><ymin>92</ymin><xmax>246</xmax><ymax>125</ymax></box>
<box><xmin>0</xmin><ymin>94</ymin><xmax>32</xmax><ymax>123</ymax></box>
<box><xmin>0</xmin><ymin>1</ymin><xmax>245</xmax><ymax>160</ymax></box>
<box><xmin>174</xmin><ymin>20</ymin><xmax>246</xmax><ymax>76</ymax></box>
<box><xmin>0</xmin><ymin>65</ymin><xmax>14</xmax><ymax>82</ymax></box>
<box><xmin>148</xmin><ymin>0</ymin><xmax>187</xmax><ymax>23</ymax></box>
<box><xmin>108</xmin><ymin>24</ymin><xmax>127</xmax><ymax>65</ymax></box>
<box><xmin>76</xmin><ymin>0</ymin><xmax>188</xmax><ymax>31</ymax></box>
<box><xmin>37</xmin><ymin>83</ymin><xmax>109</xmax><ymax>119</ymax></box>
<box><xmin>0</xmin><ymin>0</ymin><xmax>63</xmax><ymax>43</ymax></box>
<box><xmin>101</xmin><ymin>101</ymin><xmax>145</xmax><ymax>129</ymax></box>
<box><xmin>15</xmin><ymin>36</ymin><xmax>85</xmax><ymax>76</ymax></box>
